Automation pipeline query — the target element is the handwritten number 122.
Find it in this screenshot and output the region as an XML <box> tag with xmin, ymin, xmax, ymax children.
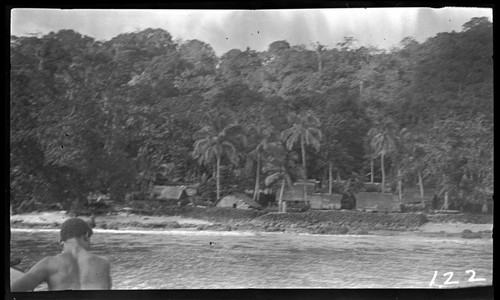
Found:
<box><xmin>429</xmin><ymin>270</ymin><xmax>486</xmax><ymax>287</ymax></box>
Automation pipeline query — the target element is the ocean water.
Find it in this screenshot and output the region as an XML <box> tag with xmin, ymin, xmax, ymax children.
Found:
<box><xmin>10</xmin><ymin>228</ymin><xmax>493</xmax><ymax>289</ymax></box>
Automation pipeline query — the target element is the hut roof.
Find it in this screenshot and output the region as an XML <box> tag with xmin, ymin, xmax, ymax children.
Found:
<box><xmin>282</xmin><ymin>181</ymin><xmax>317</xmax><ymax>201</ymax></box>
<box><xmin>310</xmin><ymin>193</ymin><xmax>342</xmax><ymax>209</ymax></box>
<box><xmin>355</xmin><ymin>192</ymin><xmax>400</xmax><ymax>212</ymax></box>
<box><xmin>310</xmin><ymin>193</ymin><xmax>342</xmax><ymax>202</ymax></box>
<box><xmin>155</xmin><ymin>185</ymin><xmax>187</xmax><ymax>200</ymax></box>
<box><xmin>219</xmin><ymin>193</ymin><xmax>262</xmax><ymax>209</ymax></box>
<box><xmin>293</xmin><ymin>179</ymin><xmax>318</xmax><ymax>186</ymax></box>
<box><xmin>282</xmin><ymin>189</ymin><xmax>308</xmax><ymax>201</ymax></box>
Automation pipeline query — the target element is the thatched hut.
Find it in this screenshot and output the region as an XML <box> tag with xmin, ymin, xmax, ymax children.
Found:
<box><xmin>309</xmin><ymin>193</ymin><xmax>342</xmax><ymax>210</ymax></box>
<box><xmin>217</xmin><ymin>193</ymin><xmax>262</xmax><ymax>209</ymax></box>
<box><xmin>281</xmin><ymin>180</ymin><xmax>319</xmax><ymax>207</ymax></box>
<box><xmin>152</xmin><ymin>185</ymin><xmax>188</xmax><ymax>202</ymax></box>
<box><xmin>355</xmin><ymin>192</ymin><xmax>400</xmax><ymax>212</ymax></box>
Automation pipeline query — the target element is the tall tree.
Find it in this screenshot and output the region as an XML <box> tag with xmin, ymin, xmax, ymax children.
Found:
<box><xmin>246</xmin><ymin>124</ymin><xmax>277</xmax><ymax>202</ymax></box>
<box><xmin>219</xmin><ymin>48</ymin><xmax>262</xmax><ymax>87</ymax></box>
<box><xmin>264</xmin><ymin>143</ymin><xmax>300</xmax><ymax>213</ymax></box>
<box><xmin>192</xmin><ymin>113</ymin><xmax>244</xmax><ymax>202</ymax></box>
<box><xmin>397</xmin><ymin>127</ymin><xmax>429</xmax><ymax>205</ymax></box>
<box><xmin>281</xmin><ymin>110</ymin><xmax>323</xmax><ymax>202</ymax></box>
<box><xmin>421</xmin><ymin>115</ymin><xmax>492</xmax><ymax>211</ymax></box>
<box><xmin>392</xmin><ymin>127</ymin><xmax>411</xmax><ymax>201</ymax></box>
<box><xmin>368</xmin><ymin>116</ymin><xmax>398</xmax><ymax>193</ymax></box>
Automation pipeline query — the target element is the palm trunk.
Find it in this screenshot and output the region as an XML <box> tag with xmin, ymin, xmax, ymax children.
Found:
<box><xmin>418</xmin><ymin>170</ymin><xmax>425</xmax><ymax>206</ymax></box>
<box><xmin>315</xmin><ymin>44</ymin><xmax>322</xmax><ymax>72</ymax></box>
<box><xmin>317</xmin><ymin>53</ymin><xmax>322</xmax><ymax>72</ymax></box>
<box><xmin>482</xmin><ymin>199</ymin><xmax>489</xmax><ymax>214</ymax></box>
<box><xmin>278</xmin><ymin>178</ymin><xmax>285</xmax><ymax>213</ymax></box>
<box><xmin>148</xmin><ymin>174</ymin><xmax>154</xmax><ymax>194</ymax></box>
<box><xmin>253</xmin><ymin>153</ymin><xmax>261</xmax><ymax>202</ymax></box>
<box><xmin>397</xmin><ymin>168</ymin><xmax>402</xmax><ymax>202</ymax></box>
<box><xmin>323</xmin><ymin>168</ymin><xmax>327</xmax><ymax>190</ymax></box>
<box><xmin>328</xmin><ymin>163</ymin><xmax>333</xmax><ymax>195</ymax></box>
<box><xmin>216</xmin><ymin>155</ymin><xmax>221</xmax><ymax>202</ymax></box>
<box><xmin>443</xmin><ymin>191</ymin><xmax>449</xmax><ymax>210</ymax></box>
<box><xmin>370</xmin><ymin>157</ymin><xmax>374</xmax><ymax>184</ymax></box>
<box><xmin>301</xmin><ymin>138</ymin><xmax>307</xmax><ymax>204</ymax></box>
<box><xmin>381</xmin><ymin>153</ymin><xmax>386</xmax><ymax>193</ymax></box>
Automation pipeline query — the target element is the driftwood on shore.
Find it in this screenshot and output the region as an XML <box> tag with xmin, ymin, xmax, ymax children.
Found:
<box><xmin>121</xmin><ymin>207</ymin><xmax>154</xmax><ymax>215</ymax></box>
<box><xmin>434</xmin><ymin>210</ymin><xmax>460</xmax><ymax>214</ymax></box>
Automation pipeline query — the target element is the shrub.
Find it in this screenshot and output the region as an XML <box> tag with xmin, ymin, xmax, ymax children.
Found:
<box><xmin>341</xmin><ymin>192</ymin><xmax>356</xmax><ymax>210</ymax></box>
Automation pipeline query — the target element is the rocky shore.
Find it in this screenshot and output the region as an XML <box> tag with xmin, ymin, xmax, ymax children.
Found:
<box><xmin>10</xmin><ymin>207</ymin><xmax>493</xmax><ymax>239</ymax></box>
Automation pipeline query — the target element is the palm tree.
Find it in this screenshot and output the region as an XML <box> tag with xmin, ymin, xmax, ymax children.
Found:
<box><xmin>246</xmin><ymin>124</ymin><xmax>277</xmax><ymax>202</ymax></box>
<box><xmin>192</xmin><ymin>113</ymin><xmax>244</xmax><ymax>202</ymax></box>
<box><xmin>368</xmin><ymin>117</ymin><xmax>398</xmax><ymax>193</ymax></box>
<box><xmin>393</xmin><ymin>128</ymin><xmax>411</xmax><ymax>202</ymax></box>
<box><xmin>399</xmin><ymin>129</ymin><xmax>428</xmax><ymax>205</ymax></box>
<box><xmin>281</xmin><ymin>110</ymin><xmax>323</xmax><ymax>203</ymax></box>
<box><xmin>362</xmin><ymin>135</ymin><xmax>375</xmax><ymax>184</ymax></box>
<box><xmin>264</xmin><ymin>143</ymin><xmax>299</xmax><ymax>213</ymax></box>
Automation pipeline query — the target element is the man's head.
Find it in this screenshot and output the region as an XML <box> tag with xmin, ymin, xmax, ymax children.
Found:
<box><xmin>60</xmin><ymin>218</ymin><xmax>93</xmax><ymax>248</ymax></box>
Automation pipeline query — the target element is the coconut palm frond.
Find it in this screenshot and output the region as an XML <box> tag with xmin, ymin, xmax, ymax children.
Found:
<box><xmin>221</xmin><ymin>141</ymin><xmax>239</xmax><ymax>164</ymax></box>
<box><xmin>265</xmin><ymin>172</ymin><xmax>281</xmax><ymax>186</ymax></box>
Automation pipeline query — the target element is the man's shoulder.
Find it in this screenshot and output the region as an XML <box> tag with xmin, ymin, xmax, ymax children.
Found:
<box><xmin>50</xmin><ymin>253</ymin><xmax>75</xmax><ymax>267</ymax></box>
<box><xmin>39</xmin><ymin>255</ymin><xmax>60</xmax><ymax>266</ymax></box>
<box><xmin>30</xmin><ymin>255</ymin><xmax>60</xmax><ymax>273</ymax></box>
<box><xmin>88</xmin><ymin>253</ymin><xmax>110</xmax><ymax>266</ymax></box>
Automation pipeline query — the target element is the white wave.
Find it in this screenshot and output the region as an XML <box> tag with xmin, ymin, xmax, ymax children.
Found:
<box><xmin>11</xmin><ymin>228</ymin><xmax>258</xmax><ymax>236</ymax></box>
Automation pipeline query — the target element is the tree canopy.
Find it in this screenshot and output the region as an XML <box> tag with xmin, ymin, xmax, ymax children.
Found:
<box><xmin>10</xmin><ymin>18</ymin><xmax>493</xmax><ymax>212</ymax></box>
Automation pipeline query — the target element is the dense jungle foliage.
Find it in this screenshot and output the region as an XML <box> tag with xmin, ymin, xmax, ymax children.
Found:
<box><xmin>10</xmin><ymin>17</ymin><xmax>493</xmax><ymax>212</ymax></box>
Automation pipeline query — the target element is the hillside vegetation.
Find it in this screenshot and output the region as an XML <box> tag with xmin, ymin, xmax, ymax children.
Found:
<box><xmin>10</xmin><ymin>18</ymin><xmax>492</xmax><ymax>213</ymax></box>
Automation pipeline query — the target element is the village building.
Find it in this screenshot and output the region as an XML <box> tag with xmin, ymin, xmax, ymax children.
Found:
<box><xmin>216</xmin><ymin>193</ymin><xmax>262</xmax><ymax>209</ymax></box>
<box><xmin>152</xmin><ymin>185</ymin><xmax>189</xmax><ymax>205</ymax></box>
<box><xmin>282</xmin><ymin>180</ymin><xmax>318</xmax><ymax>203</ymax></box>
<box><xmin>282</xmin><ymin>180</ymin><xmax>405</xmax><ymax>212</ymax></box>
<box><xmin>355</xmin><ymin>192</ymin><xmax>401</xmax><ymax>212</ymax></box>
<box><xmin>282</xmin><ymin>180</ymin><xmax>341</xmax><ymax>210</ymax></box>
<box><xmin>401</xmin><ymin>187</ymin><xmax>433</xmax><ymax>204</ymax></box>
<box><xmin>281</xmin><ymin>183</ymin><xmax>311</xmax><ymax>207</ymax></box>
<box><xmin>309</xmin><ymin>194</ymin><xmax>342</xmax><ymax>210</ymax></box>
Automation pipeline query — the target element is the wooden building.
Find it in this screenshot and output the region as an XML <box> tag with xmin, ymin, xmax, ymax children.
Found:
<box><xmin>401</xmin><ymin>188</ymin><xmax>434</xmax><ymax>205</ymax></box>
<box><xmin>282</xmin><ymin>180</ymin><xmax>341</xmax><ymax>210</ymax></box>
<box><xmin>282</xmin><ymin>180</ymin><xmax>318</xmax><ymax>204</ymax></box>
<box><xmin>309</xmin><ymin>194</ymin><xmax>342</xmax><ymax>210</ymax></box>
<box><xmin>355</xmin><ymin>192</ymin><xmax>401</xmax><ymax>212</ymax></box>
<box><xmin>217</xmin><ymin>193</ymin><xmax>262</xmax><ymax>209</ymax></box>
<box><xmin>152</xmin><ymin>185</ymin><xmax>188</xmax><ymax>203</ymax></box>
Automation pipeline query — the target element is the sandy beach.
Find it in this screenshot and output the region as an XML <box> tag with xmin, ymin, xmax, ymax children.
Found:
<box><xmin>9</xmin><ymin>210</ymin><xmax>493</xmax><ymax>238</ymax></box>
<box><xmin>10</xmin><ymin>211</ymin><xmax>213</xmax><ymax>226</ymax></box>
<box><xmin>417</xmin><ymin>222</ymin><xmax>493</xmax><ymax>233</ymax></box>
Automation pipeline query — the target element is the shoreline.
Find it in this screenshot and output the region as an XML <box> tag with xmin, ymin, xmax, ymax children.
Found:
<box><xmin>10</xmin><ymin>210</ymin><xmax>493</xmax><ymax>239</ymax></box>
<box><xmin>10</xmin><ymin>226</ymin><xmax>493</xmax><ymax>240</ymax></box>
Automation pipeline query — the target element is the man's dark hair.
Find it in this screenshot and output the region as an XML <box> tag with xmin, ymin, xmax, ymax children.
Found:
<box><xmin>60</xmin><ymin>218</ymin><xmax>93</xmax><ymax>242</ymax></box>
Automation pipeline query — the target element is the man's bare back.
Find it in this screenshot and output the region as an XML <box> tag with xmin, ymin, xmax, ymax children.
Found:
<box><xmin>45</xmin><ymin>249</ymin><xmax>111</xmax><ymax>290</ymax></box>
<box><xmin>11</xmin><ymin>218</ymin><xmax>111</xmax><ymax>291</ymax></box>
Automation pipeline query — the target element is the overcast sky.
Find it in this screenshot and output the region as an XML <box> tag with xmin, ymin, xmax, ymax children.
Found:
<box><xmin>10</xmin><ymin>7</ymin><xmax>492</xmax><ymax>55</ymax></box>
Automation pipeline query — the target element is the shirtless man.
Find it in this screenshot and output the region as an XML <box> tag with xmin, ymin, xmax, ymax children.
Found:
<box><xmin>11</xmin><ymin>218</ymin><xmax>111</xmax><ymax>291</ymax></box>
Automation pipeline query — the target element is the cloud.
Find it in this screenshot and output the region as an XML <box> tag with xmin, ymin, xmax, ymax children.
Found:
<box><xmin>10</xmin><ymin>7</ymin><xmax>492</xmax><ymax>56</ymax></box>
<box><xmin>190</xmin><ymin>10</ymin><xmax>297</xmax><ymax>54</ymax></box>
